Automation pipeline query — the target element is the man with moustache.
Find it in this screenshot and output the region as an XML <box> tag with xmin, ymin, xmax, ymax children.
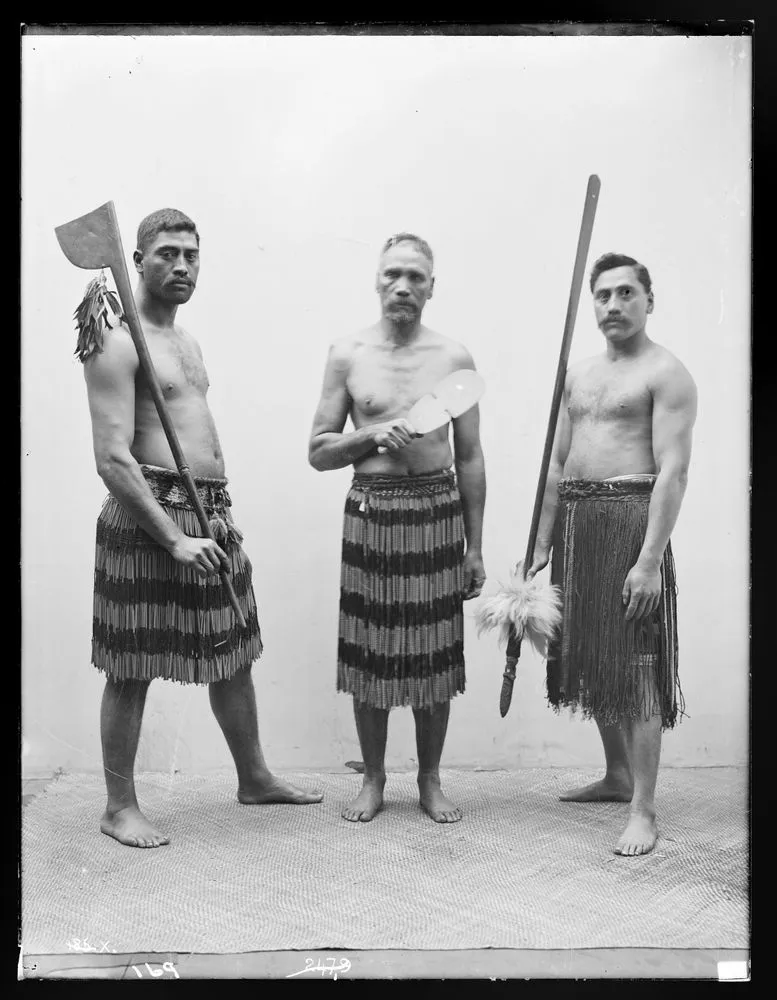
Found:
<box><xmin>309</xmin><ymin>233</ymin><xmax>486</xmax><ymax>824</ymax></box>
<box><xmin>528</xmin><ymin>252</ymin><xmax>697</xmax><ymax>856</ymax></box>
<box><xmin>85</xmin><ymin>208</ymin><xmax>322</xmax><ymax>848</ymax></box>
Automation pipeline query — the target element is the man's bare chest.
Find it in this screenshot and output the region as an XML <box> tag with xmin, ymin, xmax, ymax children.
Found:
<box><xmin>568</xmin><ymin>368</ymin><xmax>653</xmax><ymax>423</ymax></box>
<box><xmin>140</xmin><ymin>338</ymin><xmax>209</xmax><ymax>400</ymax></box>
<box><xmin>348</xmin><ymin>349</ymin><xmax>454</xmax><ymax>419</ymax></box>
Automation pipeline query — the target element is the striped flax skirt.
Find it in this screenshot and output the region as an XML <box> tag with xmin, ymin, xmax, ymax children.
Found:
<box><xmin>92</xmin><ymin>464</ymin><xmax>262</xmax><ymax>685</ymax></box>
<box><xmin>547</xmin><ymin>476</ymin><xmax>684</xmax><ymax>730</ymax></box>
<box><xmin>337</xmin><ymin>470</ymin><xmax>466</xmax><ymax>710</ymax></box>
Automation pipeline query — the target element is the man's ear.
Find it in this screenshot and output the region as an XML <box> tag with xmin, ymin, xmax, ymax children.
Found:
<box><xmin>133</xmin><ymin>249</ymin><xmax>143</xmax><ymax>275</ymax></box>
<box><xmin>428</xmin><ymin>275</ymin><xmax>435</xmax><ymax>300</ymax></box>
<box><xmin>646</xmin><ymin>291</ymin><xmax>654</xmax><ymax>314</ymax></box>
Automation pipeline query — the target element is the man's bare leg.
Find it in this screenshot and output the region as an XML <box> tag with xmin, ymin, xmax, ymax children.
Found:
<box><xmin>208</xmin><ymin>667</ymin><xmax>323</xmax><ymax>805</ymax></box>
<box><xmin>100</xmin><ymin>677</ymin><xmax>169</xmax><ymax>848</ymax></box>
<box><xmin>559</xmin><ymin>716</ymin><xmax>634</xmax><ymax>802</ymax></box>
<box><xmin>615</xmin><ymin>670</ymin><xmax>662</xmax><ymax>856</ymax></box>
<box><xmin>342</xmin><ymin>700</ymin><xmax>387</xmax><ymax>822</ymax></box>
<box><xmin>414</xmin><ymin>701</ymin><xmax>462</xmax><ymax>823</ymax></box>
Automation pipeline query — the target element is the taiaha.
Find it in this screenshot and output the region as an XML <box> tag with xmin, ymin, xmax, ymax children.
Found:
<box><xmin>55</xmin><ymin>200</ymin><xmax>247</xmax><ymax>630</ymax></box>
<box><xmin>475</xmin><ymin>174</ymin><xmax>601</xmax><ymax>717</ymax></box>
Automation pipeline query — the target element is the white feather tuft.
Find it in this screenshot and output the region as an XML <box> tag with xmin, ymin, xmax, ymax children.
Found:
<box><xmin>474</xmin><ymin>560</ymin><xmax>563</xmax><ymax>657</ymax></box>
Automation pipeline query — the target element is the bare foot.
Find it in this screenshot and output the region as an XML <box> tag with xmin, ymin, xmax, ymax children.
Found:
<box><xmin>100</xmin><ymin>806</ymin><xmax>170</xmax><ymax>849</ymax></box>
<box><xmin>419</xmin><ymin>777</ymin><xmax>462</xmax><ymax>823</ymax></box>
<box><xmin>615</xmin><ymin>809</ymin><xmax>658</xmax><ymax>856</ymax></box>
<box><xmin>341</xmin><ymin>778</ymin><xmax>385</xmax><ymax>822</ymax></box>
<box><xmin>238</xmin><ymin>774</ymin><xmax>323</xmax><ymax>805</ymax></box>
<box><xmin>560</xmin><ymin>775</ymin><xmax>633</xmax><ymax>802</ymax></box>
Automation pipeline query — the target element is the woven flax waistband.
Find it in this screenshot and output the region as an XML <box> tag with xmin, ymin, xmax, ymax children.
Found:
<box><xmin>351</xmin><ymin>469</ymin><xmax>456</xmax><ymax>496</ymax></box>
<box><xmin>140</xmin><ymin>464</ymin><xmax>232</xmax><ymax>512</ymax></box>
<box><xmin>559</xmin><ymin>476</ymin><xmax>656</xmax><ymax>501</ymax></box>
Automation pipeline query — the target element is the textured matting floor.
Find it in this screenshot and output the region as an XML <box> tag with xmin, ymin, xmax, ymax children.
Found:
<box><xmin>22</xmin><ymin>768</ymin><xmax>748</xmax><ymax>954</ymax></box>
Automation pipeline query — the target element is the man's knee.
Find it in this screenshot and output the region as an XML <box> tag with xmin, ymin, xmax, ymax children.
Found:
<box><xmin>412</xmin><ymin>701</ymin><xmax>450</xmax><ymax>719</ymax></box>
<box><xmin>209</xmin><ymin>665</ymin><xmax>253</xmax><ymax>690</ymax></box>
<box><xmin>106</xmin><ymin>676</ymin><xmax>150</xmax><ymax>697</ymax></box>
<box><xmin>353</xmin><ymin>698</ymin><xmax>389</xmax><ymax>720</ymax></box>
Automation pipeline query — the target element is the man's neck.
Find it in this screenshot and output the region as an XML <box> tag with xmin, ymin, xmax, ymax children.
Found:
<box><xmin>605</xmin><ymin>328</ymin><xmax>650</xmax><ymax>361</ymax></box>
<box><xmin>379</xmin><ymin>315</ymin><xmax>423</xmax><ymax>346</ymax></box>
<box><xmin>136</xmin><ymin>284</ymin><xmax>179</xmax><ymax>331</ymax></box>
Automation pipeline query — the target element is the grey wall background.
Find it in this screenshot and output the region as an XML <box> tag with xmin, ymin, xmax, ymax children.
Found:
<box><xmin>22</xmin><ymin>34</ymin><xmax>750</xmax><ymax>775</ymax></box>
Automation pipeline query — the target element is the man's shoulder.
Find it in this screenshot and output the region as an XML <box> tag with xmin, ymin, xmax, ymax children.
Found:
<box><xmin>639</xmin><ymin>341</ymin><xmax>691</xmax><ymax>377</ymax></box>
<box><xmin>332</xmin><ymin>327</ymin><xmax>370</xmax><ymax>350</ymax></box>
<box><xmin>568</xmin><ymin>344</ymin><xmax>694</xmax><ymax>381</ymax></box>
<box><xmin>422</xmin><ymin>327</ymin><xmax>475</xmax><ymax>367</ymax></box>
<box><xmin>83</xmin><ymin>323</ymin><xmax>139</xmax><ymax>374</ymax></box>
<box><xmin>647</xmin><ymin>341</ymin><xmax>688</xmax><ymax>371</ymax></box>
<box><xmin>646</xmin><ymin>343</ymin><xmax>697</xmax><ymax>396</ymax></box>
<box><xmin>325</xmin><ymin>328</ymin><xmax>375</xmax><ymax>372</ymax></box>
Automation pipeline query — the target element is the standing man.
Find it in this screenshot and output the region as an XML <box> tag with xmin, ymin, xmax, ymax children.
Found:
<box><xmin>529</xmin><ymin>252</ymin><xmax>697</xmax><ymax>856</ymax></box>
<box><xmin>309</xmin><ymin>233</ymin><xmax>486</xmax><ymax>824</ymax></box>
<box><xmin>85</xmin><ymin>208</ymin><xmax>322</xmax><ymax>848</ymax></box>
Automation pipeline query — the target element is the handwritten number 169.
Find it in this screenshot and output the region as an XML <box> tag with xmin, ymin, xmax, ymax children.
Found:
<box><xmin>132</xmin><ymin>962</ymin><xmax>179</xmax><ymax>979</ymax></box>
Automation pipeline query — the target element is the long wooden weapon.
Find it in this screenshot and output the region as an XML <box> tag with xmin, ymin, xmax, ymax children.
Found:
<box><xmin>477</xmin><ymin>175</ymin><xmax>600</xmax><ymax>716</ymax></box>
<box><xmin>55</xmin><ymin>201</ymin><xmax>247</xmax><ymax>629</ymax></box>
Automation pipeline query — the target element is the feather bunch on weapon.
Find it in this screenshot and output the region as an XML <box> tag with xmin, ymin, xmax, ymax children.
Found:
<box><xmin>72</xmin><ymin>270</ymin><xmax>126</xmax><ymax>363</ymax></box>
<box><xmin>475</xmin><ymin>561</ymin><xmax>563</xmax><ymax>658</ymax></box>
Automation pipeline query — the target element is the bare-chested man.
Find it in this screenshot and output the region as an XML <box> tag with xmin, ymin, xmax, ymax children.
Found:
<box><xmin>529</xmin><ymin>252</ymin><xmax>697</xmax><ymax>856</ymax></box>
<box><xmin>85</xmin><ymin>208</ymin><xmax>322</xmax><ymax>848</ymax></box>
<box><xmin>308</xmin><ymin>233</ymin><xmax>486</xmax><ymax>823</ymax></box>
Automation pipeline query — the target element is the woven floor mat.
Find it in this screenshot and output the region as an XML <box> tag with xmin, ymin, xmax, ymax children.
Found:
<box><xmin>22</xmin><ymin>768</ymin><xmax>748</xmax><ymax>954</ymax></box>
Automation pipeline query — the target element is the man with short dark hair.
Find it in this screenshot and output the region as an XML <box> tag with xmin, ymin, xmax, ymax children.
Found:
<box><xmin>529</xmin><ymin>252</ymin><xmax>697</xmax><ymax>856</ymax></box>
<box><xmin>309</xmin><ymin>233</ymin><xmax>486</xmax><ymax>824</ymax></box>
<box><xmin>85</xmin><ymin>207</ymin><xmax>322</xmax><ymax>848</ymax></box>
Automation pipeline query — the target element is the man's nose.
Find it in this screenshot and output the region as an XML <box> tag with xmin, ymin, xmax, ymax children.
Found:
<box><xmin>395</xmin><ymin>280</ymin><xmax>410</xmax><ymax>297</ymax></box>
<box><xmin>172</xmin><ymin>257</ymin><xmax>188</xmax><ymax>275</ymax></box>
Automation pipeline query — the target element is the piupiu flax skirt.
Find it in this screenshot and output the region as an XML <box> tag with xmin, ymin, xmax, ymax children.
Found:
<box><xmin>92</xmin><ymin>465</ymin><xmax>262</xmax><ymax>684</ymax></box>
<box><xmin>546</xmin><ymin>477</ymin><xmax>684</xmax><ymax>729</ymax></box>
<box><xmin>337</xmin><ymin>471</ymin><xmax>466</xmax><ymax>710</ymax></box>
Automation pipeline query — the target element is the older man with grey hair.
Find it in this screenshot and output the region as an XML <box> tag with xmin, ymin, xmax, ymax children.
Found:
<box><xmin>309</xmin><ymin>233</ymin><xmax>487</xmax><ymax>824</ymax></box>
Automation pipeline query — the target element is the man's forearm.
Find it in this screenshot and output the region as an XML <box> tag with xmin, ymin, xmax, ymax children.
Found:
<box><xmin>636</xmin><ymin>468</ymin><xmax>688</xmax><ymax>569</ymax></box>
<box><xmin>533</xmin><ymin>461</ymin><xmax>563</xmax><ymax>557</ymax></box>
<box><xmin>455</xmin><ymin>453</ymin><xmax>485</xmax><ymax>552</ymax></box>
<box><xmin>309</xmin><ymin>428</ymin><xmax>378</xmax><ymax>471</ymax></box>
<box><xmin>98</xmin><ymin>453</ymin><xmax>185</xmax><ymax>551</ymax></box>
